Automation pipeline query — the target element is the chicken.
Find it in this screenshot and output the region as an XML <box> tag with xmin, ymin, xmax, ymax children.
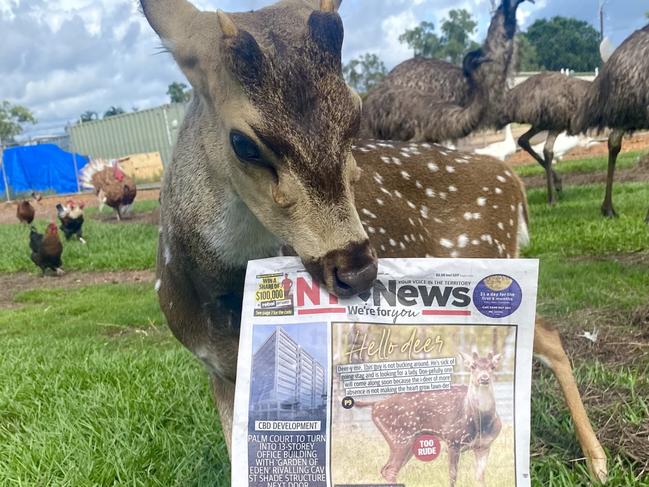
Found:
<box><xmin>29</xmin><ymin>222</ymin><xmax>64</xmax><ymax>276</ymax></box>
<box><xmin>16</xmin><ymin>200</ymin><xmax>35</xmax><ymax>224</ymax></box>
<box><xmin>56</xmin><ymin>201</ymin><xmax>86</xmax><ymax>243</ymax></box>
<box><xmin>90</xmin><ymin>161</ymin><xmax>137</xmax><ymax>220</ymax></box>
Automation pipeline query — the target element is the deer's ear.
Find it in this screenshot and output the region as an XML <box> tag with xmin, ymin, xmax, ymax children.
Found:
<box><xmin>491</xmin><ymin>353</ymin><xmax>503</xmax><ymax>368</ymax></box>
<box><xmin>459</xmin><ymin>352</ymin><xmax>474</xmax><ymax>368</ymax></box>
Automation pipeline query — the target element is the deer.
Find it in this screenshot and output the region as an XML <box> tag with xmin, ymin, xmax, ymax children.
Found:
<box><xmin>140</xmin><ymin>0</ymin><xmax>607</xmax><ymax>482</ymax></box>
<box><xmin>354</xmin><ymin>352</ymin><xmax>503</xmax><ymax>486</ymax></box>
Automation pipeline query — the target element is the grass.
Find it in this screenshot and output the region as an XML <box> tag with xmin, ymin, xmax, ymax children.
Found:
<box><xmin>514</xmin><ymin>150</ymin><xmax>643</xmax><ymax>178</ymax></box>
<box><xmin>0</xmin><ymin>284</ymin><xmax>229</xmax><ymax>486</ymax></box>
<box><xmin>0</xmin><ymin>201</ymin><xmax>159</xmax><ymax>273</ymax></box>
<box><xmin>0</xmin><ymin>169</ymin><xmax>648</xmax><ymax>484</ymax></box>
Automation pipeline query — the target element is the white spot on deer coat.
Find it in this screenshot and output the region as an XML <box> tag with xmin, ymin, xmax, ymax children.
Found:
<box><xmin>154</xmin><ymin>279</ymin><xmax>162</xmax><ymax>293</ymax></box>
<box><xmin>477</xmin><ymin>197</ymin><xmax>486</xmax><ymax>206</ymax></box>
<box><xmin>425</xmin><ymin>188</ymin><xmax>435</xmax><ymax>198</ymax></box>
<box><xmin>496</xmin><ymin>175</ymin><xmax>506</xmax><ymax>183</ymax></box>
<box><xmin>427</xmin><ymin>162</ymin><xmax>439</xmax><ymax>172</ymax></box>
<box><xmin>362</xmin><ymin>208</ymin><xmax>377</xmax><ymax>219</ymax></box>
<box><xmin>400</xmin><ymin>170</ymin><xmax>411</xmax><ymax>180</ymax></box>
<box><xmin>389</xmin><ymin>239</ymin><xmax>397</xmax><ymax>247</ymax></box>
<box><xmin>497</xmin><ymin>222</ymin><xmax>505</xmax><ymax>230</ymax></box>
<box><xmin>376</xmin><ymin>198</ymin><xmax>384</xmax><ymax>206</ymax></box>
<box><xmin>448</xmin><ymin>185</ymin><xmax>458</xmax><ymax>192</ymax></box>
<box><xmin>445</xmin><ymin>165</ymin><xmax>456</xmax><ymax>173</ymax></box>
<box><xmin>457</xmin><ymin>234</ymin><xmax>469</xmax><ymax>248</ymax></box>
<box><xmin>495</xmin><ymin>187</ymin><xmax>503</xmax><ymax>194</ymax></box>
<box><xmin>164</xmin><ymin>245</ymin><xmax>172</xmax><ymax>265</ymax></box>
<box><xmin>440</xmin><ymin>238</ymin><xmax>454</xmax><ymax>249</ymax></box>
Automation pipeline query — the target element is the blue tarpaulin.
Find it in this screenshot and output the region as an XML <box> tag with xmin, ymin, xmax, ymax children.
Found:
<box><xmin>1</xmin><ymin>144</ymin><xmax>89</xmax><ymax>198</ymax></box>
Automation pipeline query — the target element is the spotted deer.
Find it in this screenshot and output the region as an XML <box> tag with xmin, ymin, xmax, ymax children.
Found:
<box><xmin>141</xmin><ymin>0</ymin><xmax>606</xmax><ymax>482</ymax></box>
<box><xmin>355</xmin><ymin>352</ymin><xmax>503</xmax><ymax>486</ymax></box>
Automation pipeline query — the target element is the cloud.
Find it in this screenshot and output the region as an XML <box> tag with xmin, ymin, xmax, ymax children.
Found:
<box><xmin>0</xmin><ymin>0</ymin><xmax>644</xmax><ymax>139</ymax></box>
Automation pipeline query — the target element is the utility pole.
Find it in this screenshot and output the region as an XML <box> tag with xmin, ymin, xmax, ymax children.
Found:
<box><xmin>0</xmin><ymin>136</ymin><xmax>10</xmax><ymax>201</ymax></box>
<box><xmin>599</xmin><ymin>0</ymin><xmax>607</xmax><ymax>41</ymax></box>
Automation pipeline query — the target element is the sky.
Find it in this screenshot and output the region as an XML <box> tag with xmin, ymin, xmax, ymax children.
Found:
<box><xmin>0</xmin><ymin>0</ymin><xmax>646</xmax><ymax>138</ymax></box>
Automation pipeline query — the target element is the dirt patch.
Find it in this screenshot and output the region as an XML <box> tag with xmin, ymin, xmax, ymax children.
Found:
<box><xmin>0</xmin><ymin>188</ymin><xmax>160</xmax><ymax>225</ymax></box>
<box><xmin>92</xmin><ymin>207</ymin><xmax>160</xmax><ymax>225</ymax></box>
<box><xmin>521</xmin><ymin>156</ymin><xmax>649</xmax><ymax>190</ymax></box>
<box><xmin>0</xmin><ymin>270</ymin><xmax>156</xmax><ymax>308</ymax></box>
<box><xmin>506</xmin><ymin>131</ymin><xmax>649</xmax><ymax>166</ymax></box>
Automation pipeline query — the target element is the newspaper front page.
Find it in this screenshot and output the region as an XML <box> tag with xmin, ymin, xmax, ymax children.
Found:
<box><xmin>233</xmin><ymin>257</ymin><xmax>539</xmax><ymax>487</ymax></box>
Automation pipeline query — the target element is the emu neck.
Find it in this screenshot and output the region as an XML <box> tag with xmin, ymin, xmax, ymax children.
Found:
<box><xmin>480</xmin><ymin>8</ymin><xmax>516</xmax><ymax>126</ymax></box>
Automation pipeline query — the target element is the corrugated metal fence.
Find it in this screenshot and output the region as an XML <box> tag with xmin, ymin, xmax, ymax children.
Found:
<box><xmin>69</xmin><ymin>103</ymin><xmax>187</xmax><ymax>167</ymax></box>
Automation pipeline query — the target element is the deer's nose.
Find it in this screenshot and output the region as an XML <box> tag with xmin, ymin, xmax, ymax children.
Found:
<box><xmin>304</xmin><ymin>240</ymin><xmax>378</xmax><ymax>298</ymax></box>
<box><xmin>334</xmin><ymin>260</ymin><xmax>378</xmax><ymax>297</ymax></box>
<box><xmin>478</xmin><ymin>373</ymin><xmax>491</xmax><ymax>384</ymax></box>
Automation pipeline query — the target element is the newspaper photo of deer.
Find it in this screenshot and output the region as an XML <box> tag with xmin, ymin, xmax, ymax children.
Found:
<box><xmin>331</xmin><ymin>323</ymin><xmax>517</xmax><ymax>487</ymax></box>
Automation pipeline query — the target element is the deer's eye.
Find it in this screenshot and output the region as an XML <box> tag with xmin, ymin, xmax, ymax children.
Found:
<box><xmin>230</xmin><ymin>131</ymin><xmax>261</xmax><ymax>163</ymax></box>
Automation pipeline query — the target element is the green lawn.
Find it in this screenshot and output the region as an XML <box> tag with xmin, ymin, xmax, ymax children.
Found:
<box><xmin>0</xmin><ymin>284</ymin><xmax>229</xmax><ymax>486</ymax></box>
<box><xmin>0</xmin><ymin>200</ymin><xmax>159</xmax><ymax>273</ymax></box>
<box><xmin>515</xmin><ymin>150</ymin><xmax>643</xmax><ymax>178</ymax></box>
<box><xmin>0</xmin><ymin>174</ymin><xmax>648</xmax><ymax>485</ymax></box>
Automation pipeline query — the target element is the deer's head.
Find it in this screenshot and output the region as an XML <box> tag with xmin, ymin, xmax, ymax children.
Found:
<box><xmin>141</xmin><ymin>0</ymin><xmax>376</xmax><ymax>297</ymax></box>
<box><xmin>460</xmin><ymin>351</ymin><xmax>502</xmax><ymax>386</ymax></box>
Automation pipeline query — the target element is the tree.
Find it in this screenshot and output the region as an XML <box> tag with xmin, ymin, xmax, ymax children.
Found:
<box><xmin>524</xmin><ymin>17</ymin><xmax>600</xmax><ymax>71</ymax></box>
<box><xmin>516</xmin><ymin>35</ymin><xmax>540</xmax><ymax>71</ymax></box>
<box><xmin>398</xmin><ymin>21</ymin><xmax>442</xmax><ymax>58</ymax></box>
<box><xmin>103</xmin><ymin>106</ymin><xmax>125</xmax><ymax>118</ymax></box>
<box><xmin>343</xmin><ymin>53</ymin><xmax>387</xmax><ymax>97</ymax></box>
<box><xmin>0</xmin><ymin>101</ymin><xmax>36</xmax><ymax>143</ymax></box>
<box><xmin>167</xmin><ymin>82</ymin><xmax>192</xmax><ymax>103</ymax></box>
<box><xmin>440</xmin><ymin>9</ymin><xmax>479</xmax><ymax>65</ymax></box>
<box><xmin>79</xmin><ymin>111</ymin><xmax>98</xmax><ymax>123</ymax></box>
<box><xmin>399</xmin><ymin>9</ymin><xmax>479</xmax><ymax>64</ymax></box>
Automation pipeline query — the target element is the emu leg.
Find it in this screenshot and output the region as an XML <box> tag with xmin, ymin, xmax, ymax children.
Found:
<box><xmin>543</xmin><ymin>131</ymin><xmax>560</xmax><ymax>205</ymax></box>
<box><xmin>518</xmin><ymin>127</ymin><xmax>561</xmax><ymax>205</ymax></box>
<box><xmin>533</xmin><ymin>318</ymin><xmax>607</xmax><ymax>483</ymax></box>
<box><xmin>210</xmin><ymin>375</ymin><xmax>236</xmax><ymax>454</ymax></box>
<box><xmin>602</xmin><ymin>130</ymin><xmax>623</xmax><ymax>218</ymax></box>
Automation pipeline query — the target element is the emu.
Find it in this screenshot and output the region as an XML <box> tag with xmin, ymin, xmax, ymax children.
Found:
<box><xmin>572</xmin><ymin>23</ymin><xmax>649</xmax><ymax>219</ymax></box>
<box><xmin>360</xmin><ymin>0</ymin><xmax>530</xmax><ymax>142</ymax></box>
<box><xmin>359</xmin><ymin>49</ymin><xmax>490</xmax><ymax>143</ymax></box>
<box><xmin>502</xmin><ymin>72</ymin><xmax>592</xmax><ymax>205</ymax></box>
<box><xmin>140</xmin><ymin>0</ymin><xmax>606</xmax><ymax>482</ymax></box>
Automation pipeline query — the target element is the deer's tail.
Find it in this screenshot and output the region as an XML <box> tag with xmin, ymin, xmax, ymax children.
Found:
<box><xmin>353</xmin><ymin>400</ymin><xmax>378</xmax><ymax>408</ymax></box>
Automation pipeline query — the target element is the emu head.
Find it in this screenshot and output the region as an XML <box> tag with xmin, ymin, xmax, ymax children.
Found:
<box><xmin>501</xmin><ymin>0</ymin><xmax>534</xmax><ymax>38</ymax></box>
<box><xmin>141</xmin><ymin>0</ymin><xmax>376</xmax><ymax>297</ymax></box>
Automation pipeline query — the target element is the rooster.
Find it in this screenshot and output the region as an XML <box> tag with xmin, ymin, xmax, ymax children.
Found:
<box><xmin>81</xmin><ymin>159</ymin><xmax>137</xmax><ymax>220</ymax></box>
<box><xmin>56</xmin><ymin>201</ymin><xmax>86</xmax><ymax>243</ymax></box>
<box><xmin>16</xmin><ymin>200</ymin><xmax>35</xmax><ymax>224</ymax></box>
<box><xmin>29</xmin><ymin>222</ymin><xmax>64</xmax><ymax>276</ymax></box>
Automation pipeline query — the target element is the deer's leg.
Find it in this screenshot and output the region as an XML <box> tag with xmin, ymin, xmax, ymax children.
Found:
<box><xmin>602</xmin><ymin>129</ymin><xmax>623</xmax><ymax>218</ymax></box>
<box><xmin>474</xmin><ymin>448</ymin><xmax>490</xmax><ymax>487</ymax></box>
<box><xmin>533</xmin><ymin>318</ymin><xmax>607</xmax><ymax>483</ymax></box>
<box><xmin>448</xmin><ymin>444</ymin><xmax>461</xmax><ymax>487</ymax></box>
<box><xmin>543</xmin><ymin>130</ymin><xmax>560</xmax><ymax>205</ymax></box>
<box><xmin>379</xmin><ymin>443</ymin><xmax>411</xmax><ymax>483</ymax></box>
<box><xmin>210</xmin><ymin>374</ymin><xmax>236</xmax><ymax>454</ymax></box>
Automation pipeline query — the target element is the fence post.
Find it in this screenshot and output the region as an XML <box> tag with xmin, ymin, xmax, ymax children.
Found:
<box><xmin>0</xmin><ymin>137</ymin><xmax>10</xmax><ymax>201</ymax></box>
<box><xmin>71</xmin><ymin>140</ymin><xmax>81</xmax><ymax>194</ymax></box>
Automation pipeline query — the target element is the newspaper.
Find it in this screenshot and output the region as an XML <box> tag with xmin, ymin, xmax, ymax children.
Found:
<box><xmin>233</xmin><ymin>257</ymin><xmax>539</xmax><ymax>487</ymax></box>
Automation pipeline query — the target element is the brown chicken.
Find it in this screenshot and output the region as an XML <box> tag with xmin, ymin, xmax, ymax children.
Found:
<box><xmin>16</xmin><ymin>200</ymin><xmax>35</xmax><ymax>224</ymax></box>
<box><xmin>29</xmin><ymin>222</ymin><xmax>64</xmax><ymax>276</ymax></box>
<box><xmin>91</xmin><ymin>161</ymin><xmax>137</xmax><ymax>220</ymax></box>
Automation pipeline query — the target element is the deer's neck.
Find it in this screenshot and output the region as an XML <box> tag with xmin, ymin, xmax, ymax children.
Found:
<box><xmin>464</xmin><ymin>383</ymin><xmax>497</xmax><ymax>416</ymax></box>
